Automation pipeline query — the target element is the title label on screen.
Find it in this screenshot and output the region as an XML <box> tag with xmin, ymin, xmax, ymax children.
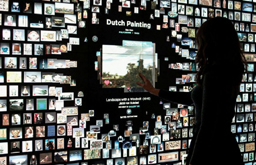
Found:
<box><xmin>106</xmin><ymin>19</ymin><xmax>151</xmax><ymax>29</ymax></box>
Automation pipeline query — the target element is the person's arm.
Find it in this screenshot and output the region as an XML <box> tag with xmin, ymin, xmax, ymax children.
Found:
<box><xmin>158</xmin><ymin>89</ymin><xmax>193</xmax><ymax>106</ymax></box>
<box><xmin>136</xmin><ymin>73</ymin><xmax>194</xmax><ymax>105</ymax></box>
<box><xmin>189</xmin><ymin>72</ymin><xmax>235</xmax><ymax>164</ymax></box>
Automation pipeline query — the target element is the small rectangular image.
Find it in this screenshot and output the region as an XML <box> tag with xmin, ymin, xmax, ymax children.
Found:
<box><xmin>199</xmin><ymin>0</ymin><xmax>212</xmax><ymax>6</ymax></box>
<box><xmin>29</xmin><ymin>58</ymin><xmax>37</xmax><ymax>69</ymax></box>
<box><xmin>0</xmin><ymin>128</ymin><xmax>7</xmax><ymax>140</ymax></box>
<box><xmin>35</xmin><ymin>126</ymin><xmax>45</xmax><ymax>138</ymax></box>
<box><xmin>24</xmin><ymin>71</ymin><xmax>41</xmax><ymax>83</ymax></box>
<box><xmin>41</xmin><ymin>30</ymin><xmax>56</xmax><ymax>42</ymax></box>
<box><xmin>234</xmin><ymin>12</ymin><xmax>241</xmax><ymax>21</ymax></box>
<box><xmin>33</xmin><ymin>85</ymin><xmax>48</xmax><ymax>96</ymax></box>
<box><xmin>45</xmin><ymin>112</ymin><xmax>56</xmax><ymax>123</ymax></box>
<box><xmin>54</xmin><ymin>151</ymin><xmax>68</xmax><ymax>163</ymax></box>
<box><xmin>51</xmin><ymin>44</ymin><xmax>61</xmax><ymax>54</ymax></box>
<box><xmin>186</xmin><ymin>6</ymin><xmax>193</xmax><ymax>15</ymax></box>
<box><xmin>18</xmin><ymin>15</ymin><xmax>28</xmax><ymax>27</ymax></box>
<box><xmin>65</xmin><ymin>14</ymin><xmax>77</xmax><ymax>24</ymax></box>
<box><xmin>34</xmin><ymin>113</ymin><xmax>43</xmax><ymax>125</ymax></box>
<box><xmin>19</xmin><ymin>57</ymin><xmax>27</xmax><ymax>69</ymax></box>
<box><xmin>23</xmin><ymin>43</ymin><xmax>32</xmax><ymax>55</ymax></box>
<box><xmin>44</xmin><ymin>3</ymin><xmax>55</xmax><ymax>15</ymax></box>
<box><xmin>57</xmin><ymin>125</ymin><xmax>66</xmax><ymax>136</ymax></box>
<box><xmin>37</xmin><ymin>98</ymin><xmax>47</xmax><ymax>110</ymax></box>
<box><xmin>148</xmin><ymin>154</ymin><xmax>157</xmax><ymax>164</ymax></box>
<box><xmin>34</xmin><ymin>2</ymin><xmax>43</xmax><ymax>14</ymax></box>
<box><xmin>67</xmin><ymin>116</ymin><xmax>78</xmax><ymax>126</ymax></box>
<box><xmin>57</xmin><ymin>138</ymin><xmax>65</xmax><ymax>149</ymax></box>
<box><xmin>24</xmin><ymin>126</ymin><xmax>33</xmax><ymax>138</ymax></box>
<box><xmin>242</xmin><ymin>2</ymin><xmax>253</xmax><ymax>12</ymax></box>
<box><xmin>165</xmin><ymin>140</ymin><xmax>181</xmax><ymax>150</ymax></box>
<box><xmin>23</xmin><ymin>113</ymin><xmax>32</xmax><ymax>124</ymax></box>
<box><xmin>158</xmin><ymin>151</ymin><xmax>179</xmax><ymax>163</ymax></box>
<box><xmin>27</xmin><ymin>30</ymin><xmax>40</xmax><ymax>42</ymax></box>
<box><xmin>189</xmin><ymin>0</ymin><xmax>197</xmax><ymax>5</ymax></box>
<box><xmin>35</xmin><ymin>140</ymin><xmax>43</xmax><ymax>151</ymax></box>
<box><xmin>9</xmin><ymin>155</ymin><xmax>27</xmax><ymax>164</ymax></box>
<box><xmin>0</xmin><ymin>0</ymin><xmax>9</xmax><ymax>11</ymax></box>
<box><xmin>2</xmin><ymin>114</ymin><xmax>9</xmax><ymax>125</ymax></box>
<box><xmin>9</xmin><ymin>99</ymin><xmax>24</xmax><ymax>111</ymax></box>
<box><xmin>214</xmin><ymin>0</ymin><xmax>221</xmax><ymax>8</ymax></box>
<box><xmin>0</xmin><ymin>86</ymin><xmax>7</xmax><ymax>97</ymax></box>
<box><xmin>9</xmin><ymin>85</ymin><xmax>18</xmax><ymax>97</ymax></box>
<box><xmin>45</xmin><ymin>139</ymin><xmax>55</xmax><ymax>150</ymax></box>
<box><xmin>12</xmin><ymin>43</ymin><xmax>21</xmax><ymax>55</ymax></box>
<box><xmin>236</xmin><ymin>114</ymin><xmax>245</xmax><ymax>122</ymax></box>
<box><xmin>59</xmin><ymin>92</ymin><xmax>74</xmax><ymax>101</ymax></box>
<box><xmin>9</xmin><ymin>127</ymin><xmax>22</xmax><ymax>140</ymax></box>
<box><xmin>13</xmin><ymin>29</ymin><xmax>25</xmax><ymax>41</ymax></box>
<box><xmin>52</xmin><ymin>17</ymin><xmax>65</xmax><ymax>27</ymax></box>
<box><xmin>40</xmin><ymin>152</ymin><xmax>52</xmax><ymax>164</ymax></box>
<box><xmin>201</xmin><ymin>7</ymin><xmax>208</xmax><ymax>17</ymax></box>
<box><xmin>242</xmin><ymin>13</ymin><xmax>251</xmax><ymax>22</ymax></box>
<box><xmin>0</xmin><ymin>43</ymin><xmax>10</xmax><ymax>55</ymax></box>
<box><xmin>55</xmin><ymin>3</ymin><xmax>74</xmax><ymax>14</ymax></box>
<box><xmin>48</xmin><ymin>98</ymin><xmax>56</xmax><ymax>110</ymax></box>
<box><xmin>12</xmin><ymin>113</ymin><xmax>21</xmax><ymax>125</ymax></box>
<box><xmin>2</xmin><ymin>29</ymin><xmax>11</xmax><ymax>40</ymax></box>
<box><xmin>47</xmin><ymin>125</ymin><xmax>55</xmax><ymax>137</ymax></box>
<box><xmin>20</xmin><ymin>85</ymin><xmax>30</xmax><ymax>97</ymax></box>
<box><xmin>234</xmin><ymin>1</ymin><xmax>241</xmax><ymax>10</ymax></box>
<box><xmin>29</xmin><ymin>22</ymin><xmax>44</xmax><ymax>28</ymax></box>
<box><xmin>4</xmin><ymin>14</ymin><xmax>16</xmax><ymax>26</ymax></box>
<box><xmin>34</xmin><ymin>44</ymin><xmax>44</xmax><ymax>55</ymax></box>
<box><xmin>178</xmin><ymin>15</ymin><xmax>187</xmax><ymax>24</ymax></box>
<box><xmin>57</xmin><ymin>113</ymin><xmax>67</xmax><ymax>124</ymax></box>
<box><xmin>10</xmin><ymin>141</ymin><xmax>21</xmax><ymax>153</ymax></box>
<box><xmin>160</xmin><ymin>0</ymin><xmax>170</xmax><ymax>8</ymax></box>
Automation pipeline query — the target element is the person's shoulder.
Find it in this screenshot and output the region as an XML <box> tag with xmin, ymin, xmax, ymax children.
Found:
<box><xmin>205</xmin><ymin>63</ymin><xmax>242</xmax><ymax>85</ymax></box>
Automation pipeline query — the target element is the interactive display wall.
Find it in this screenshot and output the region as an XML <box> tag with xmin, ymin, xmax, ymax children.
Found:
<box><xmin>1</xmin><ymin>0</ymin><xmax>256</xmax><ymax>165</ymax></box>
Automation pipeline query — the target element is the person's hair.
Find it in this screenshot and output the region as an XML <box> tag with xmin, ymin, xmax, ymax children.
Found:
<box><xmin>195</xmin><ymin>17</ymin><xmax>247</xmax><ymax>86</ymax></box>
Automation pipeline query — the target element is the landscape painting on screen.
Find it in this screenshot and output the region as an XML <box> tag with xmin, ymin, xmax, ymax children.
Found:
<box><xmin>102</xmin><ymin>41</ymin><xmax>158</xmax><ymax>92</ymax></box>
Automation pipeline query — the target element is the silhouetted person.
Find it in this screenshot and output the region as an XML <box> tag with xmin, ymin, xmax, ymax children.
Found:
<box><xmin>137</xmin><ymin>17</ymin><xmax>245</xmax><ymax>165</ymax></box>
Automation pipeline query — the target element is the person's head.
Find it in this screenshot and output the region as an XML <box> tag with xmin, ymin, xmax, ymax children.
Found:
<box><xmin>195</xmin><ymin>17</ymin><xmax>247</xmax><ymax>86</ymax></box>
